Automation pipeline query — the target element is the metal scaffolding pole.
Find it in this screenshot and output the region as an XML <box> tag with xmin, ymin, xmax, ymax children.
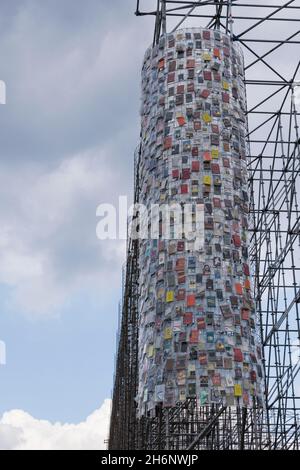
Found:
<box><xmin>109</xmin><ymin>1</ymin><xmax>300</xmax><ymax>450</ymax></box>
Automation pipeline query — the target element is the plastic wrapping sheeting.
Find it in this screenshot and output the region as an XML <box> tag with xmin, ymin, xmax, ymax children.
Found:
<box><xmin>137</xmin><ymin>28</ymin><xmax>264</xmax><ymax>417</ymax></box>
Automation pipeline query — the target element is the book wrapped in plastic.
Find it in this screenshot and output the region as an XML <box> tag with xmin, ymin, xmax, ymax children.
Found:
<box><xmin>136</xmin><ymin>27</ymin><xmax>264</xmax><ymax>417</ymax></box>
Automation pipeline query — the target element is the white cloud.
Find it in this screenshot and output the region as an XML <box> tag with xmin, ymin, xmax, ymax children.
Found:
<box><xmin>0</xmin><ymin>399</ymin><xmax>111</xmax><ymax>450</ymax></box>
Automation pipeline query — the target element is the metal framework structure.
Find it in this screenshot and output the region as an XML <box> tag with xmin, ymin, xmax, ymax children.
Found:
<box><xmin>109</xmin><ymin>1</ymin><xmax>300</xmax><ymax>450</ymax></box>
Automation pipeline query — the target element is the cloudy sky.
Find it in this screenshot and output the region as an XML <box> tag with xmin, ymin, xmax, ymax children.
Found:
<box><xmin>0</xmin><ymin>0</ymin><xmax>156</xmax><ymax>450</ymax></box>
<box><xmin>0</xmin><ymin>0</ymin><xmax>299</xmax><ymax>450</ymax></box>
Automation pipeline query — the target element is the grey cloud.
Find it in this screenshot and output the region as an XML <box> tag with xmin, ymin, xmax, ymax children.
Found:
<box><xmin>0</xmin><ymin>1</ymin><xmax>152</xmax><ymax>315</ymax></box>
<box><xmin>0</xmin><ymin>143</ymin><xmax>128</xmax><ymax>315</ymax></box>
<box><xmin>0</xmin><ymin>0</ymin><xmax>152</xmax><ymax>168</ymax></box>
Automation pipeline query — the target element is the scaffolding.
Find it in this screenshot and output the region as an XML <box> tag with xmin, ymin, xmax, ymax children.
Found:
<box><xmin>109</xmin><ymin>1</ymin><xmax>300</xmax><ymax>450</ymax></box>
